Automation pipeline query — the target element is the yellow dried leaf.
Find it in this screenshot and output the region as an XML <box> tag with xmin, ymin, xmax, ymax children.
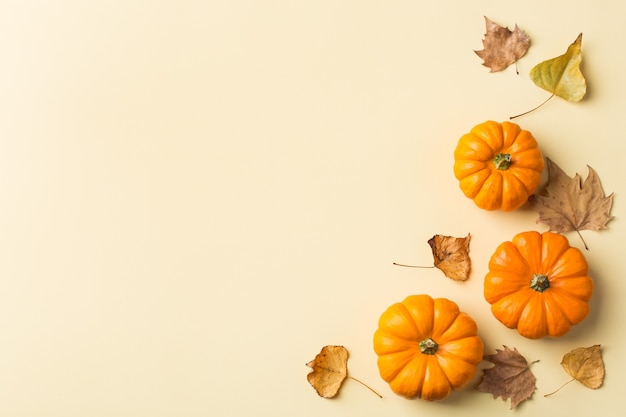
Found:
<box><xmin>545</xmin><ymin>344</ymin><xmax>605</xmax><ymax>397</ymax></box>
<box><xmin>561</xmin><ymin>344</ymin><xmax>605</xmax><ymax>389</ymax></box>
<box><xmin>306</xmin><ymin>345</ymin><xmax>382</xmax><ymax>399</ymax></box>
<box><xmin>306</xmin><ymin>345</ymin><xmax>348</xmax><ymax>398</ymax></box>
<box><xmin>530</xmin><ymin>33</ymin><xmax>586</xmax><ymax>102</ymax></box>
<box><xmin>512</xmin><ymin>34</ymin><xmax>587</xmax><ymax>118</ymax></box>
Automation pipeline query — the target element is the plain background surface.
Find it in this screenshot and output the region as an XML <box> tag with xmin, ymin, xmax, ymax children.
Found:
<box><xmin>1</xmin><ymin>1</ymin><xmax>625</xmax><ymax>416</ymax></box>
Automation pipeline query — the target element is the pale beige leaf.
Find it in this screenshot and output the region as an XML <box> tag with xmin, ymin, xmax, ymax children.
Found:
<box><xmin>530</xmin><ymin>158</ymin><xmax>614</xmax><ymax>248</ymax></box>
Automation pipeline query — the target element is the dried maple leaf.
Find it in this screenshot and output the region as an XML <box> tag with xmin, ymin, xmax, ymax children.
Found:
<box><xmin>545</xmin><ymin>344</ymin><xmax>605</xmax><ymax>396</ymax></box>
<box><xmin>529</xmin><ymin>158</ymin><xmax>614</xmax><ymax>249</ymax></box>
<box><xmin>475</xmin><ymin>346</ymin><xmax>537</xmax><ymax>409</ymax></box>
<box><xmin>428</xmin><ymin>234</ymin><xmax>471</xmax><ymax>281</ymax></box>
<box><xmin>474</xmin><ymin>16</ymin><xmax>530</xmax><ymax>72</ymax></box>
<box><xmin>306</xmin><ymin>345</ymin><xmax>381</xmax><ymax>399</ymax></box>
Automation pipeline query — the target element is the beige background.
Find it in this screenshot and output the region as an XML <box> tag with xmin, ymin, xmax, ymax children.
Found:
<box><xmin>1</xmin><ymin>1</ymin><xmax>624</xmax><ymax>416</ymax></box>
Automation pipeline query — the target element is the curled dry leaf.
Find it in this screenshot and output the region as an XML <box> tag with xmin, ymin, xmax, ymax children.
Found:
<box><xmin>428</xmin><ymin>234</ymin><xmax>471</xmax><ymax>281</ymax></box>
<box><xmin>306</xmin><ymin>345</ymin><xmax>382</xmax><ymax>399</ymax></box>
<box><xmin>474</xmin><ymin>16</ymin><xmax>530</xmax><ymax>72</ymax></box>
<box><xmin>530</xmin><ymin>33</ymin><xmax>586</xmax><ymax>102</ymax></box>
<box><xmin>546</xmin><ymin>344</ymin><xmax>605</xmax><ymax>396</ymax></box>
<box><xmin>512</xmin><ymin>34</ymin><xmax>586</xmax><ymax>118</ymax></box>
<box><xmin>529</xmin><ymin>158</ymin><xmax>614</xmax><ymax>249</ymax></box>
<box><xmin>475</xmin><ymin>346</ymin><xmax>537</xmax><ymax>409</ymax></box>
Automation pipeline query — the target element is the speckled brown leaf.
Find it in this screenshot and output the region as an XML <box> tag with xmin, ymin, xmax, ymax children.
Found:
<box><xmin>428</xmin><ymin>234</ymin><xmax>471</xmax><ymax>281</ymax></box>
<box><xmin>530</xmin><ymin>158</ymin><xmax>614</xmax><ymax>249</ymax></box>
<box><xmin>306</xmin><ymin>345</ymin><xmax>349</xmax><ymax>398</ymax></box>
<box><xmin>476</xmin><ymin>346</ymin><xmax>537</xmax><ymax>409</ymax></box>
<box><xmin>475</xmin><ymin>16</ymin><xmax>530</xmax><ymax>72</ymax></box>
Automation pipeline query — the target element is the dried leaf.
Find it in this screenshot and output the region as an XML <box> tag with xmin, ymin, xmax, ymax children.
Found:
<box><xmin>561</xmin><ymin>344</ymin><xmax>605</xmax><ymax>389</ymax></box>
<box><xmin>476</xmin><ymin>346</ymin><xmax>537</xmax><ymax>409</ymax></box>
<box><xmin>545</xmin><ymin>345</ymin><xmax>605</xmax><ymax>397</ymax></box>
<box><xmin>306</xmin><ymin>345</ymin><xmax>382</xmax><ymax>399</ymax></box>
<box><xmin>530</xmin><ymin>33</ymin><xmax>586</xmax><ymax>102</ymax></box>
<box><xmin>474</xmin><ymin>16</ymin><xmax>530</xmax><ymax>72</ymax></box>
<box><xmin>306</xmin><ymin>345</ymin><xmax>349</xmax><ymax>398</ymax></box>
<box><xmin>529</xmin><ymin>158</ymin><xmax>614</xmax><ymax>249</ymax></box>
<box><xmin>428</xmin><ymin>234</ymin><xmax>471</xmax><ymax>281</ymax></box>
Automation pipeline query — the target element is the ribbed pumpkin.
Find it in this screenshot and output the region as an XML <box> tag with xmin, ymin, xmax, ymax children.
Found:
<box><xmin>484</xmin><ymin>231</ymin><xmax>594</xmax><ymax>339</ymax></box>
<box><xmin>453</xmin><ymin>120</ymin><xmax>544</xmax><ymax>211</ymax></box>
<box><xmin>373</xmin><ymin>295</ymin><xmax>484</xmax><ymax>400</ymax></box>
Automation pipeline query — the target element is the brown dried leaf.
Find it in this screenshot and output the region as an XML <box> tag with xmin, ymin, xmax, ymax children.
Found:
<box><xmin>475</xmin><ymin>16</ymin><xmax>530</xmax><ymax>72</ymax></box>
<box><xmin>428</xmin><ymin>234</ymin><xmax>471</xmax><ymax>281</ymax></box>
<box><xmin>476</xmin><ymin>346</ymin><xmax>537</xmax><ymax>409</ymax></box>
<box><xmin>561</xmin><ymin>344</ymin><xmax>605</xmax><ymax>389</ymax></box>
<box><xmin>530</xmin><ymin>158</ymin><xmax>614</xmax><ymax>249</ymax></box>
<box><xmin>306</xmin><ymin>345</ymin><xmax>349</xmax><ymax>398</ymax></box>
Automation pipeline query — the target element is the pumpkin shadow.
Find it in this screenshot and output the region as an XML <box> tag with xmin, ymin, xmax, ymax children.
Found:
<box><xmin>429</xmin><ymin>375</ymin><xmax>487</xmax><ymax>408</ymax></box>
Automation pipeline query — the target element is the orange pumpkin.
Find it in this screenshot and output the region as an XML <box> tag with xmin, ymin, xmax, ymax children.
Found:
<box><xmin>453</xmin><ymin>120</ymin><xmax>544</xmax><ymax>211</ymax></box>
<box><xmin>373</xmin><ymin>294</ymin><xmax>484</xmax><ymax>400</ymax></box>
<box><xmin>484</xmin><ymin>231</ymin><xmax>594</xmax><ymax>339</ymax></box>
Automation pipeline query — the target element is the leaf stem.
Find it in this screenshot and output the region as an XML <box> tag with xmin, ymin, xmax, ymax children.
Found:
<box><xmin>510</xmin><ymin>94</ymin><xmax>555</xmax><ymax>119</ymax></box>
<box><xmin>348</xmin><ymin>376</ymin><xmax>383</xmax><ymax>398</ymax></box>
<box><xmin>544</xmin><ymin>378</ymin><xmax>575</xmax><ymax>397</ymax></box>
<box><xmin>393</xmin><ymin>262</ymin><xmax>434</xmax><ymax>268</ymax></box>
<box><xmin>576</xmin><ymin>229</ymin><xmax>589</xmax><ymax>250</ymax></box>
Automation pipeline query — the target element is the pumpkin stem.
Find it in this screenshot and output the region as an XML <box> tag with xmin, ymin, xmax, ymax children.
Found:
<box><xmin>493</xmin><ymin>153</ymin><xmax>512</xmax><ymax>170</ymax></box>
<box><xmin>419</xmin><ymin>338</ymin><xmax>438</xmax><ymax>355</ymax></box>
<box><xmin>530</xmin><ymin>273</ymin><xmax>550</xmax><ymax>292</ymax></box>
